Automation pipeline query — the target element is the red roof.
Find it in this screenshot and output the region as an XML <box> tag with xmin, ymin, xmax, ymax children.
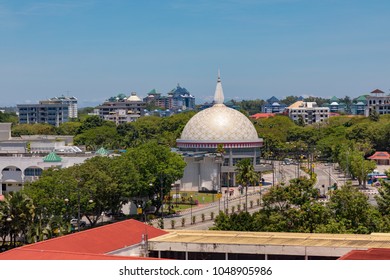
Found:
<box><xmin>250</xmin><ymin>113</ymin><xmax>275</xmax><ymax>119</ymax></box>
<box><xmin>368</xmin><ymin>151</ymin><xmax>390</xmax><ymax>160</ymax></box>
<box><xmin>371</xmin><ymin>89</ymin><xmax>385</xmax><ymax>94</ymax></box>
<box><xmin>0</xmin><ymin>248</ymin><xmax>155</xmax><ymax>260</ymax></box>
<box><xmin>0</xmin><ymin>219</ymin><xmax>167</xmax><ymax>260</ymax></box>
<box><xmin>339</xmin><ymin>248</ymin><xmax>390</xmax><ymax>260</ymax></box>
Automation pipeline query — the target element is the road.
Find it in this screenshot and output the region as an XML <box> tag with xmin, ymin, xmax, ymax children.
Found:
<box><xmin>150</xmin><ymin>161</ymin><xmax>381</xmax><ymax>230</ymax></box>
<box><xmin>149</xmin><ymin>162</ymin><xmax>302</xmax><ymax>230</ymax></box>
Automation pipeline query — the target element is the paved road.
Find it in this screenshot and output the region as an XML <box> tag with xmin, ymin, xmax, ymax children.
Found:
<box><xmin>149</xmin><ymin>161</ymin><xmax>382</xmax><ymax>230</ymax></box>
<box><xmin>150</xmin><ymin>162</ymin><xmax>302</xmax><ymax>230</ymax></box>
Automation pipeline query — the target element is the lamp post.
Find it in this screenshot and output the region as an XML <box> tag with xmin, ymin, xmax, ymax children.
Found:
<box><xmin>77</xmin><ymin>188</ymin><xmax>81</xmax><ymax>232</ymax></box>
<box><xmin>190</xmin><ymin>195</ymin><xmax>193</xmax><ymax>224</ymax></box>
<box><xmin>175</xmin><ymin>183</ymin><xmax>179</xmax><ymax>207</ymax></box>
<box><xmin>64</xmin><ymin>198</ymin><xmax>69</xmax><ymax>225</ymax></box>
<box><xmin>170</xmin><ymin>183</ymin><xmax>174</xmax><ymax>214</ymax></box>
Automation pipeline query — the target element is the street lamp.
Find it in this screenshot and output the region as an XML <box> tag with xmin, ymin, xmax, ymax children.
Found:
<box><xmin>190</xmin><ymin>195</ymin><xmax>193</xmax><ymax>224</ymax></box>
<box><xmin>64</xmin><ymin>198</ymin><xmax>69</xmax><ymax>224</ymax></box>
<box><xmin>170</xmin><ymin>183</ymin><xmax>174</xmax><ymax>214</ymax></box>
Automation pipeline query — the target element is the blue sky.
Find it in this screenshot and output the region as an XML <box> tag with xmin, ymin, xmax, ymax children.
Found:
<box><xmin>1</xmin><ymin>0</ymin><xmax>390</xmax><ymax>107</ymax></box>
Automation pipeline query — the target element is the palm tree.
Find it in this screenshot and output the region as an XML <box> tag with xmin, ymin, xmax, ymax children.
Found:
<box><xmin>235</xmin><ymin>158</ymin><xmax>259</xmax><ymax>212</ymax></box>
<box><xmin>0</xmin><ymin>192</ymin><xmax>35</xmax><ymax>247</ymax></box>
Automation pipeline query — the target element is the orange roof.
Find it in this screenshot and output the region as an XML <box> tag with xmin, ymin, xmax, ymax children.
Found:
<box><xmin>0</xmin><ymin>219</ymin><xmax>167</xmax><ymax>260</ymax></box>
<box><xmin>0</xmin><ymin>248</ymin><xmax>156</xmax><ymax>260</ymax></box>
<box><xmin>250</xmin><ymin>113</ymin><xmax>275</xmax><ymax>119</ymax></box>
<box><xmin>368</xmin><ymin>151</ymin><xmax>390</xmax><ymax>160</ymax></box>
<box><xmin>339</xmin><ymin>248</ymin><xmax>390</xmax><ymax>260</ymax></box>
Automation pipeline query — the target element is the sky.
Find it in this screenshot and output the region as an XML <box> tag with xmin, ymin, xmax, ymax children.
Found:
<box><xmin>1</xmin><ymin>0</ymin><xmax>390</xmax><ymax>107</ymax></box>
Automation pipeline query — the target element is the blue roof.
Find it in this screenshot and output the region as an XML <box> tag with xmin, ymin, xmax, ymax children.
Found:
<box><xmin>169</xmin><ymin>83</ymin><xmax>190</xmax><ymax>96</ymax></box>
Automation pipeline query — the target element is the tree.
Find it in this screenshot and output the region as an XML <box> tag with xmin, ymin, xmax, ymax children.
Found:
<box><xmin>369</xmin><ymin>110</ymin><xmax>380</xmax><ymax>122</ymax></box>
<box><xmin>74</xmin><ymin>126</ymin><xmax>120</xmax><ymax>150</ymax></box>
<box><xmin>124</xmin><ymin>141</ymin><xmax>186</xmax><ymax>215</ymax></box>
<box><xmin>0</xmin><ymin>192</ymin><xmax>35</xmax><ymax>247</ymax></box>
<box><xmin>56</xmin><ymin>122</ymin><xmax>82</xmax><ymax>135</ymax></box>
<box><xmin>327</xmin><ymin>183</ymin><xmax>384</xmax><ymax>233</ymax></box>
<box><xmin>295</xmin><ymin>115</ymin><xmax>305</xmax><ymax>127</ymax></box>
<box><xmin>376</xmin><ymin>180</ymin><xmax>390</xmax><ymax>217</ymax></box>
<box><xmin>12</xmin><ymin>123</ymin><xmax>56</xmax><ymax>137</ymax></box>
<box><xmin>235</xmin><ymin>158</ymin><xmax>259</xmax><ymax>212</ymax></box>
<box><xmin>280</xmin><ymin>96</ymin><xmax>299</xmax><ymax>106</ymax></box>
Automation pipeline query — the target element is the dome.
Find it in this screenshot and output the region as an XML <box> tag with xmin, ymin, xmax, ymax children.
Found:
<box><xmin>330</xmin><ymin>102</ymin><xmax>339</xmax><ymax>105</ymax></box>
<box><xmin>177</xmin><ymin>73</ymin><xmax>262</xmax><ymax>149</ymax></box>
<box><xmin>179</xmin><ymin>104</ymin><xmax>258</xmax><ymax>141</ymax></box>
<box><xmin>127</xmin><ymin>92</ymin><xmax>141</xmax><ymax>102</ymax></box>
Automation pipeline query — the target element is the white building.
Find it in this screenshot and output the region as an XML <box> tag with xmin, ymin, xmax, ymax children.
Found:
<box><xmin>103</xmin><ymin>109</ymin><xmax>140</xmax><ymax>125</ymax></box>
<box><xmin>0</xmin><ymin>153</ymin><xmax>92</xmax><ymax>194</ymax></box>
<box><xmin>176</xmin><ymin>74</ymin><xmax>270</xmax><ymax>192</ymax></box>
<box><xmin>365</xmin><ymin>89</ymin><xmax>390</xmax><ymax>116</ymax></box>
<box><xmin>287</xmin><ymin>101</ymin><xmax>329</xmax><ymax>124</ymax></box>
<box><xmin>95</xmin><ymin>92</ymin><xmax>145</xmax><ymax>123</ymax></box>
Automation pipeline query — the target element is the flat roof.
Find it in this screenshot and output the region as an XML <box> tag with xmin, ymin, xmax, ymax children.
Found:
<box><xmin>150</xmin><ymin>230</ymin><xmax>390</xmax><ymax>249</ymax></box>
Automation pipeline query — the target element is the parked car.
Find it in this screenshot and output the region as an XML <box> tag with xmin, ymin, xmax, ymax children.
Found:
<box><xmin>70</xmin><ymin>218</ymin><xmax>86</xmax><ymax>228</ymax></box>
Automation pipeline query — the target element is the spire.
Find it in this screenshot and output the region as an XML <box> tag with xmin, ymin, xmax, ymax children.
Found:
<box><xmin>213</xmin><ymin>70</ymin><xmax>224</xmax><ymax>105</ymax></box>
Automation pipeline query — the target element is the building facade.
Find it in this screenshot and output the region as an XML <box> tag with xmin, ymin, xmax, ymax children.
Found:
<box><xmin>262</xmin><ymin>96</ymin><xmax>287</xmax><ymax>113</ymax></box>
<box><xmin>143</xmin><ymin>85</ymin><xmax>195</xmax><ymax>111</ymax></box>
<box><xmin>95</xmin><ymin>92</ymin><xmax>145</xmax><ymax>123</ymax></box>
<box><xmin>176</xmin><ymin>74</ymin><xmax>270</xmax><ymax>192</ymax></box>
<box><xmin>365</xmin><ymin>89</ymin><xmax>390</xmax><ymax>116</ymax></box>
<box><xmin>287</xmin><ymin>101</ymin><xmax>329</xmax><ymax>124</ymax></box>
<box><xmin>17</xmin><ymin>96</ymin><xmax>77</xmax><ymax>127</ymax></box>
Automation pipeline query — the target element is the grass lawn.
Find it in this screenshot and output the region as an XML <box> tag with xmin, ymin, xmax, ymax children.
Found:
<box><xmin>164</xmin><ymin>191</ymin><xmax>221</xmax><ymax>212</ymax></box>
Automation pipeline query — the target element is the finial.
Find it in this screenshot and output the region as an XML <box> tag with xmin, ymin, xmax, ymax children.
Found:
<box><xmin>213</xmin><ymin>70</ymin><xmax>224</xmax><ymax>105</ymax></box>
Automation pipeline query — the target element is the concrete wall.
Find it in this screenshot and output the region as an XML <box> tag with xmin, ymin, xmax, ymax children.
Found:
<box><xmin>180</xmin><ymin>157</ymin><xmax>219</xmax><ymax>192</ymax></box>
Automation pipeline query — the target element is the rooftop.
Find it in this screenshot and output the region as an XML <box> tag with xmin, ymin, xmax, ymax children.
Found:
<box><xmin>0</xmin><ymin>219</ymin><xmax>167</xmax><ymax>260</ymax></box>
<box><xmin>150</xmin><ymin>230</ymin><xmax>390</xmax><ymax>249</ymax></box>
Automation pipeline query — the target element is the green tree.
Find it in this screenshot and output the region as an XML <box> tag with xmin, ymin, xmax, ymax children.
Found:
<box><xmin>12</xmin><ymin>123</ymin><xmax>56</xmax><ymax>137</ymax></box>
<box><xmin>369</xmin><ymin>110</ymin><xmax>380</xmax><ymax>122</ymax></box>
<box><xmin>280</xmin><ymin>96</ymin><xmax>299</xmax><ymax>106</ymax></box>
<box><xmin>327</xmin><ymin>183</ymin><xmax>383</xmax><ymax>233</ymax></box>
<box><xmin>235</xmin><ymin>158</ymin><xmax>259</xmax><ymax>212</ymax></box>
<box><xmin>56</xmin><ymin>121</ymin><xmax>82</xmax><ymax>135</ymax></box>
<box><xmin>125</xmin><ymin>141</ymin><xmax>186</xmax><ymax>215</ymax></box>
<box><xmin>376</xmin><ymin>180</ymin><xmax>390</xmax><ymax>217</ymax></box>
<box><xmin>74</xmin><ymin>126</ymin><xmax>120</xmax><ymax>150</ymax></box>
<box><xmin>0</xmin><ymin>192</ymin><xmax>35</xmax><ymax>247</ymax></box>
<box><xmin>0</xmin><ymin>111</ymin><xmax>18</xmax><ymax>124</ymax></box>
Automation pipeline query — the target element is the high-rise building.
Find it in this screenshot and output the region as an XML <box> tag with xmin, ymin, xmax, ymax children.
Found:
<box><xmin>17</xmin><ymin>96</ymin><xmax>77</xmax><ymax>127</ymax></box>
<box><xmin>143</xmin><ymin>85</ymin><xmax>195</xmax><ymax>111</ymax></box>
<box><xmin>95</xmin><ymin>92</ymin><xmax>145</xmax><ymax>123</ymax></box>
<box><xmin>42</xmin><ymin>96</ymin><xmax>78</xmax><ymax>118</ymax></box>
<box><xmin>287</xmin><ymin>101</ymin><xmax>329</xmax><ymax>124</ymax></box>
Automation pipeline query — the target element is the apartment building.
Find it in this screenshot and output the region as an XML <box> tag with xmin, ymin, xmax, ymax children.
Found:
<box><xmin>287</xmin><ymin>101</ymin><xmax>329</xmax><ymax>124</ymax></box>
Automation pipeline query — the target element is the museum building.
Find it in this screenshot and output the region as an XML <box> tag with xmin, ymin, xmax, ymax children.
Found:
<box><xmin>176</xmin><ymin>74</ymin><xmax>270</xmax><ymax>192</ymax></box>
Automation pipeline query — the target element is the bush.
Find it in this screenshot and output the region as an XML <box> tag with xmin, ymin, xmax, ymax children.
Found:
<box><xmin>181</xmin><ymin>217</ymin><xmax>186</xmax><ymax>227</ymax></box>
